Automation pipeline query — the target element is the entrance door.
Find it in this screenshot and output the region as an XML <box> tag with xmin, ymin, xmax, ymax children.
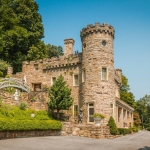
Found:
<box><xmin>88</xmin><ymin>103</ymin><xmax>94</xmax><ymax>123</ymax></box>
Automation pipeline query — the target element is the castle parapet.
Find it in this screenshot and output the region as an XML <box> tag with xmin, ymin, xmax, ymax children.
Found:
<box><xmin>21</xmin><ymin>53</ymin><xmax>82</xmax><ymax>73</ymax></box>
<box><xmin>80</xmin><ymin>22</ymin><xmax>115</xmax><ymax>40</ymax></box>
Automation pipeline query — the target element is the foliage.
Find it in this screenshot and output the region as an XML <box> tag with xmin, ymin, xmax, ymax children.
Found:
<box><xmin>0</xmin><ymin>0</ymin><xmax>44</xmax><ymax>72</ymax></box>
<box><xmin>147</xmin><ymin>127</ymin><xmax>150</xmax><ymax>131</ymax></box>
<box><xmin>0</xmin><ymin>0</ymin><xmax>64</xmax><ymax>73</ymax></box>
<box><xmin>133</xmin><ymin>112</ymin><xmax>141</xmax><ymax>127</ymax></box>
<box><xmin>48</xmin><ymin>75</ymin><xmax>73</xmax><ymax>119</ymax></box>
<box><xmin>120</xmin><ymin>74</ymin><xmax>135</xmax><ymax>108</ymax></box>
<box><xmin>46</xmin><ymin>44</ymin><xmax>63</xmax><ymax>58</ymax></box>
<box><xmin>26</xmin><ymin>41</ymin><xmax>47</xmax><ymax>61</ymax></box>
<box><xmin>107</xmin><ymin>116</ymin><xmax>119</xmax><ymax>135</ymax></box>
<box><xmin>118</xmin><ymin>128</ymin><xmax>131</xmax><ymax>135</ymax></box>
<box><xmin>118</xmin><ymin>127</ymin><xmax>138</xmax><ymax>135</ymax></box>
<box><xmin>0</xmin><ymin>103</ymin><xmax>62</xmax><ymax>130</ymax></box>
<box><xmin>0</xmin><ymin>119</ymin><xmax>62</xmax><ymax>131</ymax></box>
<box><xmin>19</xmin><ymin>102</ymin><xmax>27</xmax><ymax>110</ymax></box>
<box><xmin>135</xmin><ymin>95</ymin><xmax>150</xmax><ymax>128</ymax></box>
<box><xmin>0</xmin><ymin>59</ymin><xmax>9</xmax><ymax>77</ymax></box>
<box><xmin>4</xmin><ymin>87</ymin><xmax>15</xmax><ymax>94</ymax></box>
<box><xmin>93</xmin><ymin>113</ymin><xmax>105</xmax><ymax>119</ymax></box>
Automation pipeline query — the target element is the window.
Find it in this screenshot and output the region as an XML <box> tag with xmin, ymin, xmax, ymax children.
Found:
<box><xmin>102</xmin><ymin>40</ymin><xmax>106</xmax><ymax>46</ymax></box>
<box><xmin>73</xmin><ymin>74</ymin><xmax>79</xmax><ymax>86</ymax></box>
<box><xmin>34</xmin><ymin>64</ymin><xmax>38</xmax><ymax>70</ymax></box>
<box><xmin>33</xmin><ymin>83</ymin><xmax>41</xmax><ymax>91</ymax></box>
<box><xmin>102</xmin><ymin>67</ymin><xmax>107</xmax><ymax>80</ymax></box>
<box><xmin>82</xmin><ymin>70</ymin><xmax>85</xmax><ymax>83</ymax></box>
<box><xmin>110</xmin><ymin>103</ymin><xmax>113</xmax><ymax>116</ymax></box>
<box><xmin>74</xmin><ymin>105</ymin><xmax>78</xmax><ymax>116</ymax></box>
<box><xmin>51</xmin><ymin>77</ymin><xmax>56</xmax><ymax>85</ymax></box>
<box><xmin>88</xmin><ymin>103</ymin><xmax>94</xmax><ymax>122</ymax></box>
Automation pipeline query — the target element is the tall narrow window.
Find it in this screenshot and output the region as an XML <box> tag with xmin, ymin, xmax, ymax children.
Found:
<box><xmin>34</xmin><ymin>64</ymin><xmax>38</xmax><ymax>70</ymax></box>
<box><xmin>51</xmin><ymin>77</ymin><xmax>56</xmax><ymax>85</ymax></box>
<box><xmin>102</xmin><ymin>67</ymin><xmax>107</xmax><ymax>80</ymax></box>
<box><xmin>82</xmin><ymin>70</ymin><xmax>85</xmax><ymax>83</ymax></box>
<box><xmin>74</xmin><ymin>74</ymin><xmax>79</xmax><ymax>86</ymax></box>
<box><xmin>110</xmin><ymin>103</ymin><xmax>113</xmax><ymax>116</ymax></box>
<box><xmin>88</xmin><ymin>103</ymin><xmax>94</xmax><ymax>122</ymax></box>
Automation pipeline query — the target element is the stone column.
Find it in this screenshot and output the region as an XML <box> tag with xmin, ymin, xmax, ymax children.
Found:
<box><xmin>116</xmin><ymin>105</ymin><xmax>118</xmax><ymax>126</ymax></box>
<box><xmin>7</xmin><ymin>67</ymin><xmax>13</xmax><ymax>77</ymax></box>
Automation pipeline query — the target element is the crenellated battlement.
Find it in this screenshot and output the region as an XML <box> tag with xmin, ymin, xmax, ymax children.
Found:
<box><xmin>22</xmin><ymin>53</ymin><xmax>82</xmax><ymax>73</ymax></box>
<box><xmin>80</xmin><ymin>22</ymin><xmax>115</xmax><ymax>40</ymax></box>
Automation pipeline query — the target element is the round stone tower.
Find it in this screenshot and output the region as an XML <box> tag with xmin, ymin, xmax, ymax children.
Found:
<box><xmin>80</xmin><ymin>22</ymin><xmax>115</xmax><ymax>125</ymax></box>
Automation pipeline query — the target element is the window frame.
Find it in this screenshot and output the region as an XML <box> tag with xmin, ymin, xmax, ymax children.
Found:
<box><xmin>73</xmin><ymin>74</ymin><xmax>79</xmax><ymax>86</ymax></box>
<box><xmin>101</xmin><ymin>67</ymin><xmax>108</xmax><ymax>81</ymax></box>
<box><xmin>51</xmin><ymin>77</ymin><xmax>56</xmax><ymax>85</ymax></box>
<box><xmin>88</xmin><ymin>102</ymin><xmax>94</xmax><ymax>123</ymax></box>
<box><xmin>82</xmin><ymin>69</ymin><xmax>85</xmax><ymax>83</ymax></box>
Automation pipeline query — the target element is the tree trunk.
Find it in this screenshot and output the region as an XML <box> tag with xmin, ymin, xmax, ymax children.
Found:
<box><xmin>57</xmin><ymin>109</ymin><xmax>60</xmax><ymax>120</ymax></box>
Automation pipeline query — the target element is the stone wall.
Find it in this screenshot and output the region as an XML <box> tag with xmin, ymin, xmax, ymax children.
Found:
<box><xmin>0</xmin><ymin>130</ymin><xmax>61</xmax><ymax>139</ymax></box>
<box><xmin>0</xmin><ymin>90</ymin><xmax>48</xmax><ymax>110</ymax></box>
<box><xmin>61</xmin><ymin>122</ymin><xmax>111</xmax><ymax>139</ymax></box>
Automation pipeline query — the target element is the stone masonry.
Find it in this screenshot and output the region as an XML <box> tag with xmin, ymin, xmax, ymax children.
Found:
<box><xmin>5</xmin><ymin>22</ymin><xmax>134</xmax><ymax>128</ymax></box>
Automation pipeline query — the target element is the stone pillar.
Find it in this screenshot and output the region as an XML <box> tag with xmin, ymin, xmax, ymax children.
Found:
<box><xmin>7</xmin><ymin>67</ymin><xmax>13</xmax><ymax>77</ymax></box>
<box><xmin>116</xmin><ymin>105</ymin><xmax>118</xmax><ymax>125</ymax></box>
<box><xmin>121</xmin><ymin>108</ymin><xmax>123</xmax><ymax>127</ymax></box>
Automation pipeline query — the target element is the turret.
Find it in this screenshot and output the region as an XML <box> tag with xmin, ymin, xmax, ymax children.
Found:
<box><xmin>80</xmin><ymin>22</ymin><xmax>115</xmax><ymax>125</ymax></box>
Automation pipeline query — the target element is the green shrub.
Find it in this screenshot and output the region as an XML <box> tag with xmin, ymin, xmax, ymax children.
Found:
<box><xmin>19</xmin><ymin>102</ymin><xmax>27</xmax><ymax>110</ymax></box>
<box><xmin>0</xmin><ymin>104</ymin><xmax>53</xmax><ymax>120</ymax></box>
<box><xmin>131</xmin><ymin>126</ymin><xmax>138</xmax><ymax>132</ymax></box>
<box><xmin>0</xmin><ymin>119</ymin><xmax>62</xmax><ymax>131</ymax></box>
<box><xmin>147</xmin><ymin>127</ymin><xmax>150</xmax><ymax>131</ymax></box>
<box><xmin>107</xmin><ymin>116</ymin><xmax>119</xmax><ymax>135</ymax></box>
<box><xmin>118</xmin><ymin>128</ymin><xmax>131</xmax><ymax>135</ymax></box>
<box><xmin>0</xmin><ymin>104</ymin><xmax>62</xmax><ymax>131</ymax></box>
<box><xmin>93</xmin><ymin>113</ymin><xmax>105</xmax><ymax>118</ymax></box>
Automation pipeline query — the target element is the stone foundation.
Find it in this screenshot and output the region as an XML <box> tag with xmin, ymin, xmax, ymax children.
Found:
<box><xmin>61</xmin><ymin>122</ymin><xmax>113</xmax><ymax>139</ymax></box>
<box><xmin>0</xmin><ymin>130</ymin><xmax>61</xmax><ymax>139</ymax></box>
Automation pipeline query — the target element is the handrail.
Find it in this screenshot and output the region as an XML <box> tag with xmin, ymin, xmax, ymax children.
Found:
<box><xmin>0</xmin><ymin>78</ymin><xmax>30</xmax><ymax>92</ymax></box>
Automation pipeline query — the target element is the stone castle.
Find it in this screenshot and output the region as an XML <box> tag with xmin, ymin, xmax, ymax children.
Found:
<box><xmin>8</xmin><ymin>22</ymin><xmax>133</xmax><ymax>128</ymax></box>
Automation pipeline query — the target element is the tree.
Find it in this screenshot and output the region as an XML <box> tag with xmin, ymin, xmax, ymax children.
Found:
<box><xmin>26</xmin><ymin>41</ymin><xmax>47</xmax><ymax>60</ymax></box>
<box><xmin>48</xmin><ymin>75</ymin><xmax>73</xmax><ymax>119</ymax></box>
<box><xmin>0</xmin><ymin>59</ymin><xmax>9</xmax><ymax>77</ymax></box>
<box><xmin>107</xmin><ymin>116</ymin><xmax>119</xmax><ymax>135</ymax></box>
<box><xmin>0</xmin><ymin>0</ymin><xmax>44</xmax><ymax>72</ymax></box>
<box><xmin>120</xmin><ymin>74</ymin><xmax>135</xmax><ymax>108</ymax></box>
<box><xmin>46</xmin><ymin>44</ymin><xmax>63</xmax><ymax>58</ymax></box>
<box><xmin>133</xmin><ymin>112</ymin><xmax>141</xmax><ymax>127</ymax></box>
<box><xmin>136</xmin><ymin>95</ymin><xmax>150</xmax><ymax>128</ymax></box>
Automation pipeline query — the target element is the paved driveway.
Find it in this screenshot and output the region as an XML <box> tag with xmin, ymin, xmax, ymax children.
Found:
<box><xmin>0</xmin><ymin>130</ymin><xmax>150</xmax><ymax>150</ymax></box>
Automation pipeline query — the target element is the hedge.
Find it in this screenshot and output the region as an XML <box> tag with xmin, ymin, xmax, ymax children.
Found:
<box><xmin>118</xmin><ymin>128</ymin><xmax>131</xmax><ymax>135</ymax></box>
<box><xmin>0</xmin><ymin>119</ymin><xmax>62</xmax><ymax>131</ymax></box>
<box><xmin>0</xmin><ymin>103</ymin><xmax>62</xmax><ymax>131</ymax></box>
<box><xmin>118</xmin><ymin>127</ymin><xmax>138</xmax><ymax>135</ymax></box>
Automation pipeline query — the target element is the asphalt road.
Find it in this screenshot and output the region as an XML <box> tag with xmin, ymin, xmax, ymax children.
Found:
<box><xmin>0</xmin><ymin>130</ymin><xmax>150</xmax><ymax>150</ymax></box>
